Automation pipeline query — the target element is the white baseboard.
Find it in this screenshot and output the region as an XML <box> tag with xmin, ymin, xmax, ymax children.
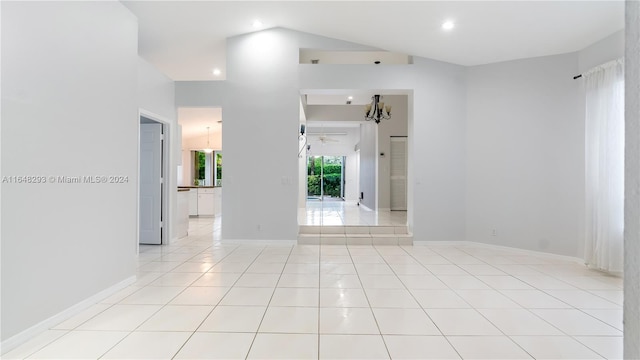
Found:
<box><xmin>359</xmin><ymin>204</ymin><xmax>373</xmax><ymax>212</ymax></box>
<box><xmin>413</xmin><ymin>240</ymin><xmax>584</xmax><ymax>264</ymax></box>
<box><xmin>0</xmin><ymin>275</ymin><xmax>136</xmax><ymax>355</ymax></box>
<box><xmin>221</xmin><ymin>239</ymin><xmax>298</xmax><ymax>246</ymax></box>
<box><xmin>465</xmin><ymin>241</ymin><xmax>584</xmax><ymax>264</ymax></box>
<box><xmin>413</xmin><ymin>240</ymin><xmax>467</xmax><ymax>246</ymax></box>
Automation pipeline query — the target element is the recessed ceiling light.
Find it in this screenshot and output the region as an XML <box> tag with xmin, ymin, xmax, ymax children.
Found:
<box><xmin>347</xmin><ymin>96</ymin><xmax>353</xmax><ymax>100</ymax></box>
<box><xmin>212</xmin><ymin>68</ymin><xmax>221</xmax><ymax>76</ymax></box>
<box><xmin>442</xmin><ymin>21</ymin><xmax>455</xmax><ymax>30</ymax></box>
<box><xmin>252</xmin><ymin>20</ymin><xmax>263</xmax><ymax>28</ymax></box>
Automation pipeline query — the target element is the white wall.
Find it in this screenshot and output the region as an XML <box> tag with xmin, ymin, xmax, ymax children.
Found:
<box><xmin>178</xmin><ymin>38</ymin><xmax>470</xmax><ymax>241</ymax></box>
<box><xmin>174</xmin><ymin>26</ymin><xmax>625</xmax><ymax>254</ymax></box>
<box><xmin>175</xmin><ymin>81</ymin><xmax>226</xmax><ymax>107</ymax></box>
<box><xmin>299</xmin><ymin>58</ymin><xmax>468</xmax><ymax>241</ymax></box>
<box><xmin>1</xmin><ymin>1</ymin><xmax>138</xmax><ymax>342</ymax></box>
<box><xmin>137</xmin><ymin>58</ymin><xmax>179</xmax><ymax>240</ymax></box>
<box><xmin>578</xmin><ymin>30</ymin><xmax>624</xmax><ymax>74</ymax></box>
<box><xmin>182</xmin><ymin>132</ymin><xmax>222</xmax><ymax>151</ymax></box>
<box><xmin>377</xmin><ymin>95</ymin><xmax>408</xmax><ymax>210</ymax></box>
<box><xmin>624</xmin><ymin>1</ymin><xmax>640</xmax><ymax>357</ymax></box>
<box><xmin>306</xmin><ymin>103</ymin><xmax>363</xmax><ymax>122</ymax></box>
<box><xmin>359</xmin><ymin>122</ymin><xmax>377</xmax><ymax>209</ymax></box>
<box><xmin>465</xmin><ymin>31</ymin><xmax>623</xmax><ymax>258</ymax></box>
<box><xmin>138</xmin><ymin>58</ymin><xmax>177</xmax><ymax>122</ymax></box>
<box><xmin>180</xmin><ymin>150</ymin><xmax>192</xmax><ymax>186</ymax></box>
<box><xmin>174</xmin><ymin>30</ymin><xmax>377</xmax><ymax>238</ymax></box>
<box><xmin>222</xmin><ymin>29</ymin><xmax>300</xmax><ymax>240</ymax></box>
<box><xmin>466</xmin><ymin>53</ymin><xmax>583</xmax><ymax>257</ymax></box>
<box><xmin>220</xmin><ymin>28</ymin><xmax>377</xmax><ymax>241</ymax></box>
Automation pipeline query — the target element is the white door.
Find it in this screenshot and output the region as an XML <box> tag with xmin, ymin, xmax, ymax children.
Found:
<box><xmin>390</xmin><ymin>137</ymin><xmax>408</xmax><ymax>211</ymax></box>
<box><xmin>140</xmin><ymin>123</ymin><xmax>163</xmax><ymax>244</ymax></box>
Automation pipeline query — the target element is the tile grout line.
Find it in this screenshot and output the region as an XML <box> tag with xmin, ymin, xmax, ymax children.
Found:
<box><xmin>21</xmin><ymin>215</ymin><xmax>621</xmax><ymax>360</ymax></box>
<box><xmin>170</xmin><ymin>243</ymin><xmax>262</xmax><ymax>360</ymax></box>
<box><xmin>453</xmin><ymin>245</ymin><xmax>623</xmax><ymax>336</ymax></box>
<box><xmin>95</xmin><ymin>241</ymin><xmax>242</xmax><ymax>360</ymax></box>
<box><xmin>243</xmin><ymin>244</ymin><xmax>296</xmax><ymax>360</ymax></box>
<box><xmin>318</xmin><ymin>244</ymin><xmax>323</xmax><ymax>359</ymax></box>
<box><xmin>382</xmin><ymin>245</ymin><xmax>465</xmax><ymax>360</ymax></box>
<box><xmin>345</xmin><ymin>245</ymin><xmax>392</xmax><ymax>360</ymax></box>
<box><xmin>453</xmin><ymin>245</ymin><xmax>620</xmax><ymax>357</ymax></box>
<box><xmin>45</xmin><ymin>240</ymin><xmax>221</xmax><ymax>360</ymax></box>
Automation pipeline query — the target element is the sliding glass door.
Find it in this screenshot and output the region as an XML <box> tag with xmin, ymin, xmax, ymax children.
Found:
<box><xmin>307</xmin><ymin>155</ymin><xmax>344</xmax><ymax>201</ymax></box>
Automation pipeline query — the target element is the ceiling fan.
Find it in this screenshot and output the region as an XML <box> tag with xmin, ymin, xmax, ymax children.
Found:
<box><xmin>314</xmin><ymin>134</ymin><xmax>340</xmax><ymax>144</ymax></box>
<box><xmin>308</xmin><ymin>126</ymin><xmax>345</xmax><ymax>144</ymax></box>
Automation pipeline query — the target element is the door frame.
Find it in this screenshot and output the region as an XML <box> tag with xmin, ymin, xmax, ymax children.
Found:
<box><xmin>355</xmin><ymin>149</ymin><xmax>361</xmax><ymax>205</ymax></box>
<box><xmin>137</xmin><ymin>109</ymin><xmax>172</xmax><ymax>250</ymax></box>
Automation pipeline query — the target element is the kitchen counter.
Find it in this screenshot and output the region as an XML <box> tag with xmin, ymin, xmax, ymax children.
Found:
<box><xmin>179</xmin><ymin>187</ymin><xmax>222</xmax><ymax>217</ymax></box>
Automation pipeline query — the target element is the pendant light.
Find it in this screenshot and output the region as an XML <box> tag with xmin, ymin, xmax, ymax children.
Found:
<box><xmin>203</xmin><ymin>126</ymin><xmax>214</xmax><ymax>153</ymax></box>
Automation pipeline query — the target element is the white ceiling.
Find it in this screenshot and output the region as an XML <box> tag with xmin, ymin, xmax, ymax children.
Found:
<box><xmin>178</xmin><ymin>107</ymin><xmax>222</xmax><ymax>139</ymax></box>
<box><xmin>122</xmin><ymin>1</ymin><xmax>624</xmax><ymax>81</ymax></box>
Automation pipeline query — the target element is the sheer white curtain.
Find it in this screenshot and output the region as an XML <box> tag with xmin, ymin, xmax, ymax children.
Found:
<box><xmin>585</xmin><ymin>58</ymin><xmax>625</xmax><ymax>273</ymax></box>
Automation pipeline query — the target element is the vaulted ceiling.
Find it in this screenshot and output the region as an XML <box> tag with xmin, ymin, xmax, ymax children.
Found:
<box><xmin>123</xmin><ymin>1</ymin><xmax>624</xmax><ymax>81</ymax></box>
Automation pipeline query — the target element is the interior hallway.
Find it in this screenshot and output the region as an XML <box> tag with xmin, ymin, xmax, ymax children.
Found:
<box><xmin>2</xmin><ymin>217</ymin><xmax>623</xmax><ymax>359</ymax></box>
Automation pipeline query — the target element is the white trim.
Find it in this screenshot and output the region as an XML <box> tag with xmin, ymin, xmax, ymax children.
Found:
<box><xmin>413</xmin><ymin>240</ymin><xmax>469</xmax><ymax>246</ymax></box>
<box><xmin>138</xmin><ymin>109</ymin><xmax>173</xmax><ymax>246</ymax></box>
<box><xmin>414</xmin><ymin>240</ymin><xmax>584</xmax><ymax>264</ymax></box>
<box><xmin>0</xmin><ymin>276</ymin><xmax>136</xmax><ymax>355</ymax></box>
<box><xmin>221</xmin><ymin>239</ymin><xmax>298</xmax><ymax>246</ymax></box>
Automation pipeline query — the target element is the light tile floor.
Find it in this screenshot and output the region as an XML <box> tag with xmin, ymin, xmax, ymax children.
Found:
<box><xmin>299</xmin><ymin>200</ymin><xmax>407</xmax><ymax>226</ymax></box>
<box><xmin>4</xmin><ymin>217</ymin><xmax>623</xmax><ymax>359</ymax></box>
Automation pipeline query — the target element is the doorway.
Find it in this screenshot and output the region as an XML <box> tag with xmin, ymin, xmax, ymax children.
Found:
<box><xmin>139</xmin><ymin>114</ymin><xmax>170</xmax><ymax>245</ymax></box>
<box><xmin>307</xmin><ymin>155</ymin><xmax>345</xmax><ymax>201</ymax></box>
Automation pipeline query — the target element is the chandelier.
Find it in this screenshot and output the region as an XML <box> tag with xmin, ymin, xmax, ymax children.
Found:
<box><xmin>364</xmin><ymin>94</ymin><xmax>391</xmax><ymax>124</ymax></box>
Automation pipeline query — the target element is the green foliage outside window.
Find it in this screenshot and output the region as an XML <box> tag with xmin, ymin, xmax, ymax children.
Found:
<box><xmin>307</xmin><ymin>156</ymin><xmax>342</xmax><ymax>198</ymax></box>
<box><xmin>215</xmin><ymin>152</ymin><xmax>222</xmax><ymax>186</ymax></box>
<box><xmin>196</xmin><ymin>151</ymin><xmax>206</xmax><ymax>180</ymax></box>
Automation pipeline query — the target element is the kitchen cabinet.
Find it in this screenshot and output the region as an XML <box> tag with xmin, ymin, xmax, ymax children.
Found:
<box><xmin>183</xmin><ymin>187</ymin><xmax>220</xmax><ymax>216</ymax></box>
<box><xmin>188</xmin><ymin>189</ymin><xmax>198</xmax><ymax>216</ymax></box>
<box><xmin>197</xmin><ymin>188</ymin><xmax>215</xmax><ymax>216</ymax></box>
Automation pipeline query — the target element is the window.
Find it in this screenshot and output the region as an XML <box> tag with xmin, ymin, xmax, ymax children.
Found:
<box><xmin>192</xmin><ymin>150</ymin><xmax>222</xmax><ymax>186</ymax></box>
<box><xmin>214</xmin><ymin>151</ymin><xmax>222</xmax><ymax>187</ymax></box>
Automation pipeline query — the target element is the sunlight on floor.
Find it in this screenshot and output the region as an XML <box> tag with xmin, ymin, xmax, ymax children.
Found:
<box><xmin>298</xmin><ymin>200</ymin><xmax>407</xmax><ymax>226</ymax></box>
